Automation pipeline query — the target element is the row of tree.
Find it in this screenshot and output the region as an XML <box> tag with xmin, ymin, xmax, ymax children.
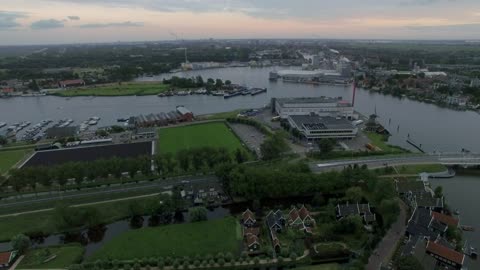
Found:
<box><xmin>5</xmin><ymin>146</ymin><xmax>248</xmax><ymax>193</ymax></box>
<box><xmin>162</xmin><ymin>76</ymin><xmax>231</xmax><ymax>91</ymax></box>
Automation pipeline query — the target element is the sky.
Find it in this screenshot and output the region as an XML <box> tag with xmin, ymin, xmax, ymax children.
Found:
<box><xmin>0</xmin><ymin>0</ymin><xmax>480</xmax><ymax>45</ymax></box>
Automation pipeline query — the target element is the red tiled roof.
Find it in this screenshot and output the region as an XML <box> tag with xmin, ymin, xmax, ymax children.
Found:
<box><xmin>1</xmin><ymin>88</ymin><xmax>14</xmax><ymax>93</ymax></box>
<box><xmin>298</xmin><ymin>205</ymin><xmax>311</xmax><ymax>220</ymax></box>
<box><xmin>431</xmin><ymin>212</ymin><xmax>459</xmax><ymax>227</ymax></box>
<box><xmin>244</xmin><ymin>227</ymin><xmax>260</xmax><ymax>236</ymax></box>
<box><xmin>242</xmin><ymin>209</ymin><xmax>255</xmax><ymax>222</ymax></box>
<box><xmin>426</xmin><ymin>241</ymin><xmax>465</xmax><ymax>265</ymax></box>
<box><xmin>0</xmin><ymin>251</ymin><xmax>11</xmax><ymax>265</ymax></box>
<box><xmin>289</xmin><ymin>208</ymin><xmax>299</xmax><ymax>222</ymax></box>
<box><xmin>246</xmin><ymin>234</ymin><xmax>259</xmax><ymax>247</ymax></box>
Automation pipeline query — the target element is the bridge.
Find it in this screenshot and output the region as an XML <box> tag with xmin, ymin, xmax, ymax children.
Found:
<box><xmin>310</xmin><ymin>152</ymin><xmax>480</xmax><ymax>173</ymax></box>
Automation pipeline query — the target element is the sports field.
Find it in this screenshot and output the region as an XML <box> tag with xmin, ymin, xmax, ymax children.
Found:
<box><xmin>157</xmin><ymin>122</ymin><xmax>244</xmax><ymax>153</ymax></box>
<box><xmin>0</xmin><ymin>149</ymin><xmax>31</xmax><ymax>173</ymax></box>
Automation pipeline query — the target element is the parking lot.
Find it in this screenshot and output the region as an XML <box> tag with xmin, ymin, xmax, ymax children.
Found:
<box><xmin>228</xmin><ymin>123</ymin><xmax>266</xmax><ymax>156</ymax></box>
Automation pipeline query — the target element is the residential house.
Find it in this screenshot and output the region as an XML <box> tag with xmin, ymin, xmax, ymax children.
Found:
<box><xmin>58</xmin><ymin>79</ymin><xmax>85</xmax><ymax>88</ymax></box>
<box><xmin>266</xmin><ymin>210</ymin><xmax>285</xmax><ymax>232</ymax></box>
<box><xmin>288</xmin><ymin>205</ymin><xmax>315</xmax><ymax>228</ymax></box>
<box><xmin>246</xmin><ymin>234</ymin><xmax>261</xmax><ymax>251</ymax></box>
<box><xmin>336</xmin><ymin>202</ymin><xmax>376</xmax><ymax>224</ymax></box>
<box><xmin>426</xmin><ymin>240</ymin><xmax>465</xmax><ymax>270</ymax></box>
<box><xmin>0</xmin><ymin>251</ymin><xmax>16</xmax><ymax>269</ymax></box>
<box><xmin>242</xmin><ymin>209</ymin><xmax>256</xmax><ymax>227</ymax></box>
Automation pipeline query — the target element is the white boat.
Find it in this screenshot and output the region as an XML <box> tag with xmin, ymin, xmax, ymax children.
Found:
<box><xmin>90</xmin><ymin>116</ymin><xmax>100</xmax><ymax>121</ymax></box>
<box><xmin>88</xmin><ymin>120</ymin><xmax>98</xmax><ymax>125</ymax></box>
<box><xmin>0</xmin><ymin>122</ymin><xmax>6</xmax><ymax>128</ymax></box>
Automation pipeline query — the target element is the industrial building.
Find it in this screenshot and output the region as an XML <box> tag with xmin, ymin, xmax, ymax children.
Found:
<box><xmin>273</xmin><ymin>97</ymin><xmax>354</xmax><ymax>119</ymax></box>
<box><xmin>132</xmin><ymin>106</ymin><xmax>194</xmax><ymax>128</ymax></box>
<box><xmin>287</xmin><ymin>115</ymin><xmax>358</xmax><ymax>140</ymax></box>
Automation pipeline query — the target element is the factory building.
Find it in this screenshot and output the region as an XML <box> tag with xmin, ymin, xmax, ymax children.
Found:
<box><xmin>287</xmin><ymin>115</ymin><xmax>358</xmax><ymax>140</ymax></box>
<box><xmin>273</xmin><ymin>97</ymin><xmax>354</xmax><ymax>119</ymax></box>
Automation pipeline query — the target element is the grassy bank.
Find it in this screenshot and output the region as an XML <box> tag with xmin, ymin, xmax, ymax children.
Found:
<box><xmin>17</xmin><ymin>244</ymin><xmax>84</xmax><ymax>269</ymax></box>
<box><xmin>395</xmin><ymin>164</ymin><xmax>447</xmax><ymax>174</ymax></box>
<box><xmin>51</xmin><ymin>82</ymin><xmax>170</xmax><ymax>97</ymax></box>
<box><xmin>0</xmin><ymin>195</ymin><xmax>157</xmax><ymax>241</ymax></box>
<box><xmin>0</xmin><ymin>148</ymin><xmax>32</xmax><ymax>174</ymax></box>
<box><xmin>366</xmin><ymin>132</ymin><xmax>407</xmax><ymax>153</ymax></box>
<box><xmin>89</xmin><ymin>217</ymin><xmax>242</xmax><ymax>261</ymax></box>
<box><xmin>157</xmin><ymin>122</ymin><xmax>244</xmax><ymax>153</ymax></box>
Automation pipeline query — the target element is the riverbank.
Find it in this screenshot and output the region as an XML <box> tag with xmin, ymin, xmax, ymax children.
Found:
<box><xmin>49</xmin><ymin>82</ymin><xmax>170</xmax><ymax>97</ymax></box>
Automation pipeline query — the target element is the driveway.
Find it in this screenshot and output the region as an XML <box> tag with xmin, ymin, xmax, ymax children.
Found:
<box><xmin>366</xmin><ymin>200</ymin><xmax>408</xmax><ymax>270</ymax></box>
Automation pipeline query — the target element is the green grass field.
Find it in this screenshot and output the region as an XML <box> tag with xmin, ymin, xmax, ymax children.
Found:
<box><xmin>0</xmin><ymin>149</ymin><xmax>31</xmax><ymax>174</ymax></box>
<box><xmin>157</xmin><ymin>122</ymin><xmax>244</xmax><ymax>153</ymax></box>
<box><xmin>295</xmin><ymin>264</ymin><xmax>341</xmax><ymax>270</ymax></box>
<box><xmin>52</xmin><ymin>82</ymin><xmax>169</xmax><ymax>97</ymax></box>
<box><xmin>366</xmin><ymin>132</ymin><xmax>406</xmax><ymax>153</ymax></box>
<box><xmin>17</xmin><ymin>244</ymin><xmax>84</xmax><ymax>269</ymax></box>
<box><xmin>0</xmin><ymin>196</ymin><xmax>157</xmax><ymax>241</ymax></box>
<box><xmin>89</xmin><ymin>217</ymin><xmax>242</xmax><ymax>261</ymax></box>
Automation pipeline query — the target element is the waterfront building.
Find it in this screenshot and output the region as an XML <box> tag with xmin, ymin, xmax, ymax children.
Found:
<box><xmin>58</xmin><ymin>79</ymin><xmax>85</xmax><ymax>88</ymax></box>
<box><xmin>273</xmin><ymin>97</ymin><xmax>354</xmax><ymax>119</ymax></box>
<box><xmin>287</xmin><ymin>115</ymin><xmax>358</xmax><ymax>140</ymax></box>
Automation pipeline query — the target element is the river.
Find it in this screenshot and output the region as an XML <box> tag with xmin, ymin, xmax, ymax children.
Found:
<box><xmin>0</xmin><ymin>66</ymin><xmax>479</xmax><ymax>152</ymax></box>
<box><xmin>431</xmin><ymin>174</ymin><xmax>480</xmax><ymax>268</ymax></box>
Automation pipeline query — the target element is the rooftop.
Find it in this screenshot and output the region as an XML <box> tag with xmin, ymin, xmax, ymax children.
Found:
<box><xmin>426</xmin><ymin>240</ymin><xmax>465</xmax><ymax>265</ymax></box>
<box><xmin>289</xmin><ymin>115</ymin><xmax>354</xmax><ymax>131</ymax></box>
<box><xmin>276</xmin><ymin>96</ymin><xmax>344</xmax><ymax>106</ymax></box>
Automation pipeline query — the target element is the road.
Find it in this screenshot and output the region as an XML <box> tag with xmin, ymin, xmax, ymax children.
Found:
<box><xmin>366</xmin><ymin>200</ymin><xmax>408</xmax><ymax>270</ymax></box>
<box><xmin>310</xmin><ymin>154</ymin><xmax>438</xmax><ymax>172</ymax></box>
<box><xmin>0</xmin><ymin>176</ymin><xmax>217</xmax><ymax>211</ymax></box>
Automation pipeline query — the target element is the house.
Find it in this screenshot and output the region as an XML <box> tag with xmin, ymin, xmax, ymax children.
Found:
<box><xmin>431</xmin><ymin>211</ymin><xmax>459</xmax><ymax>228</ymax></box>
<box><xmin>242</xmin><ymin>209</ymin><xmax>256</xmax><ymax>227</ymax></box>
<box><xmin>426</xmin><ymin>240</ymin><xmax>465</xmax><ymax>269</ymax></box>
<box><xmin>176</xmin><ymin>106</ymin><xmax>194</xmax><ymax>122</ymax></box>
<box><xmin>288</xmin><ymin>205</ymin><xmax>315</xmax><ymax>227</ymax></box>
<box><xmin>244</xmin><ymin>227</ymin><xmax>260</xmax><ymax>237</ymax></box>
<box><xmin>58</xmin><ymin>79</ymin><xmax>85</xmax><ymax>88</ymax></box>
<box><xmin>246</xmin><ymin>234</ymin><xmax>261</xmax><ymax>251</ymax></box>
<box><xmin>336</xmin><ymin>202</ymin><xmax>376</xmax><ymax>224</ymax></box>
<box><xmin>0</xmin><ymin>251</ymin><xmax>16</xmax><ymax>269</ymax></box>
<box><xmin>270</xmin><ymin>230</ymin><xmax>281</xmax><ymax>253</ymax></box>
<box><xmin>266</xmin><ymin>210</ymin><xmax>285</xmax><ymax>232</ymax></box>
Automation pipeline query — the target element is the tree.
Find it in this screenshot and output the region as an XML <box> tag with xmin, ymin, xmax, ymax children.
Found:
<box><xmin>345</xmin><ymin>187</ymin><xmax>363</xmax><ymax>202</ymax></box>
<box><xmin>378</xmin><ymin>199</ymin><xmax>400</xmax><ymax>228</ymax></box>
<box><xmin>434</xmin><ymin>186</ymin><xmax>443</xmax><ymax>198</ymax></box>
<box><xmin>11</xmin><ymin>234</ymin><xmax>30</xmax><ymax>254</ymax></box>
<box><xmin>234</xmin><ymin>148</ymin><xmax>248</xmax><ymax>164</ymax></box>
<box><xmin>318</xmin><ymin>138</ymin><xmax>335</xmax><ymax>154</ymax></box>
<box><xmin>225</xmin><ymin>80</ymin><xmax>231</xmax><ymax>85</ymax></box>
<box><xmin>395</xmin><ymin>255</ymin><xmax>424</xmax><ymax>270</ymax></box>
<box><xmin>260</xmin><ymin>132</ymin><xmax>288</xmax><ymax>160</ymax></box>
<box><xmin>189</xmin><ymin>207</ymin><xmax>207</xmax><ymax>222</ymax></box>
<box><xmin>0</xmin><ymin>135</ymin><xmax>7</xmax><ymax>145</ymax></box>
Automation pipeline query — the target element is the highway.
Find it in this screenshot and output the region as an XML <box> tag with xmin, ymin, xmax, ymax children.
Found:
<box><xmin>309</xmin><ymin>155</ymin><xmax>440</xmax><ymax>172</ymax></box>
<box><xmin>0</xmin><ymin>176</ymin><xmax>217</xmax><ymax>210</ymax></box>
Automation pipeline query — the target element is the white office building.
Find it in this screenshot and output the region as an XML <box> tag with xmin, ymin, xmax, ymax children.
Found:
<box><xmin>273</xmin><ymin>97</ymin><xmax>354</xmax><ymax>119</ymax></box>
<box><xmin>287</xmin><ymin>115</ymin><xmax>358</xmax><ymax>140</ymax></box>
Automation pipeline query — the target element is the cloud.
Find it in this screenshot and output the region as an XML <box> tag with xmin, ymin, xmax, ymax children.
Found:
<box><xmin>67</xmin><ymin>15</ymin><xmax>80</xmax><ymax>20</ymax></box>
<box><xmin>30</xmin><ymin>19</ymin><xmax>64</xmax><ymax>30</ymax></box>
<box><xmin>0</xmin><ymin>11</ymin><xmax>27</xmax><ymax>29</ymax></box>
<box><xmin>78</xmin><ymin>21</ymin><xmax>144</xmax><ymax>28</ymax></box>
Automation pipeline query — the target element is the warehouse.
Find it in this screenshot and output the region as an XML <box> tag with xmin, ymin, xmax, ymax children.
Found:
<box><xmin>273</xmin><ymin>97</ymin><xmax>354</xmax><ymax>119</ymax></box>
<box><xmin>287</xmin><ymin>115</ymin><xmax>358</xmax><ymax>140</ymax></box>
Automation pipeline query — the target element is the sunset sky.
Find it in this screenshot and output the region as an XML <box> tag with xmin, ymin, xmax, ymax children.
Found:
<box><xmin>1</xmin><ymin>0</ymin><xmax>480</xmax><ymax>45</ymax></box>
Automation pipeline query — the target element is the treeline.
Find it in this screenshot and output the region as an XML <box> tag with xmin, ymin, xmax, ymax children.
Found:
<box><xmin>216</xmin><ymin>162</ymin><xmax>375</xmax><ymax>200</ymax></box>
<box><xmin>162</xmin><ymin>76</ymin><xmax>231</xmax><ymax>91</ymax></box>
<box><xmin>5</xmin><ymin>146</ymin><xmax>250</xmax><ymax>193</ymax></box>
<box><xmin>226</xmin><ymin>118</ymin><xmax>271</xmax><ymax>135</ymax></box>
